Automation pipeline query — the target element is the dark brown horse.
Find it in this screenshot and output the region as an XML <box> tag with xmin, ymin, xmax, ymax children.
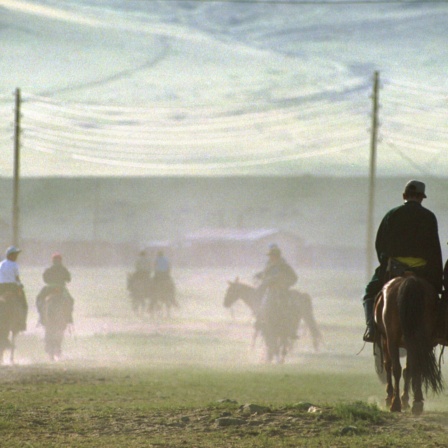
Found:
<box><xmin>374</xmin><ymin>273</ymin><xmax>443</xmax><ymax>415</ymax></box>
<box><xmin>223</xmin><ymin>278</ymin><xmax>322</xmax><ymax>360</ymax></box>
<box><xmin>0</xmin><ymin>291</ymin><xmax>27</xmax><ymax>364</ymax></box>
<box><xmin>127</xmin><ymin>272</ymin><xmax>151</xmax><ymax>316</ymax></box>
<box><xmin>149</xmin><ymin>274</ymin><xmax>178</xmax><ymax>319</ymax></box>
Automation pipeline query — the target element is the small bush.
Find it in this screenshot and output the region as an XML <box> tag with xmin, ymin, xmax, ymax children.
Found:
<box><xmin>331</xmin><ymin>401</ymin><xmax>386</xmax><ymax>424</ymax></box>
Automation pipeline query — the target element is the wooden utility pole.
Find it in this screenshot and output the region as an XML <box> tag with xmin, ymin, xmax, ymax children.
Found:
<box><xmin>12</xmin><ymin>88</ymin><xmax>21</xmax><ymax>247</ymax></box>
<box><xmin>366</xmin><ymin>71</ymin><xmax>380</xmax><ymax>280</ymax></box>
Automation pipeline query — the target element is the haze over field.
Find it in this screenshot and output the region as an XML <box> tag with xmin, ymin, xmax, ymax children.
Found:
<box><xmin>0</xmin><ymin>0</ymin><xmax>447</xmax><ymax>176</ymax></box>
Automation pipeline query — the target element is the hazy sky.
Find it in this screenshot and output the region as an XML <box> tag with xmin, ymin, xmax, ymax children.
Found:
<box><xmin>0</xmin><ymin>0</ymin><xmax>447</xmax><ymax>177</ymax></box>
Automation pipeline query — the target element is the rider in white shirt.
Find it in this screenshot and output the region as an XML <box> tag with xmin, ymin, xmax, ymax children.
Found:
<box><xmin>0</xmin><ymin>246</ymin><xmax>28</xmax><ymax>331</ymax></box>
<box><xmin>0</xmin><ymin>246</ymin><xmax>22</xmax><ymax>287</ymax></box>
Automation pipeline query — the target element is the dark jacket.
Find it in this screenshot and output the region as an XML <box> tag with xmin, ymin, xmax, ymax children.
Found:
<box><xmin>43</xmin><ymin>264</ymin><xmax>71</xmax><ymax>286</ymax></box>
<box><xmin>258</xmin><ymin>257</ymin><xmax>298</xmax><ymax>291</ymax></box>
<box><xmin>375</xmin><ymin>200</ymin><xmax>443</xmax><ymax>293</ymax></box>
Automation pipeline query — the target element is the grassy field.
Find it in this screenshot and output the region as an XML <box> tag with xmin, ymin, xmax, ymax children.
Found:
<box><xmin>2</xmin><ymin>267</ymin><xmax>448</xmax><ymax>446</ymax></box>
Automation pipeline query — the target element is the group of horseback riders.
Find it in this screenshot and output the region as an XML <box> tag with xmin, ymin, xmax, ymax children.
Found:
<box><xmin>0</xmin><ymin>248</ymin><xmax>74</xmax><ymax>350</ymax></box>
<box><xmin>362</xmin><ymin>179</ymin><xmax>448</xmax><ymax>343</ymax></box>
<box><xmin>128</xmin><ymin>249</ymin><xmax>177</xmax><ymax>310</ymax></box>
<box><xmin>1</xmin><ymin>178</ymin><xmax>447</xmax><ymax>357</ymax></box>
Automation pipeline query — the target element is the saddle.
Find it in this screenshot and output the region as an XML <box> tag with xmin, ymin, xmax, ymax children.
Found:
<box><xmin>386</xmin><ymin>258</ymin><xmax>424</xmax><ymax>281</ymax></box>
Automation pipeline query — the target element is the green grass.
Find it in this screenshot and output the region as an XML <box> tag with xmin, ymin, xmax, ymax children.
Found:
<box><xmin>2</xmin><ymin>267</ymin><xmax>448</xmax><ymax>446</ymax></box>
<box><xmin>1</xmin><ymin>366</ymin><xmax>448</xmax><ymax>447</ymax></box>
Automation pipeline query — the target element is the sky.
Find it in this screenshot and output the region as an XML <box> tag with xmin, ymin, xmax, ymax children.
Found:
<box><xmin>0</xmin><ymin>0</ymin><xmax>447</xmax><ymax>177</ymax></box>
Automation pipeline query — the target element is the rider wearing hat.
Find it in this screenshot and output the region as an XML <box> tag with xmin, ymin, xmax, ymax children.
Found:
<box><xmin>255</xmin><ymin>244</ymin><xmax>298</xmax><ymax>335</ymax></box>
<box><xmin>362</xmin><ymin>180</ymin><xmax>443</xmax><ymax>342</ymax></box>
<box><xmin>0</xmin><ymin>246</ymin><xmax>28</xmax><ymax>332</ymax></box>
<box><xmin>255</xmin><ymin>244</ymin><xmax>298</xmax><ymax>292</ymax></box>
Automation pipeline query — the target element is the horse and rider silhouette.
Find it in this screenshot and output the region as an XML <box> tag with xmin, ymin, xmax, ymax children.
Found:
<box><xmin>223</xmin><ymin>277</ymin><xmax>322</xmax><ymax>363</ymax></box>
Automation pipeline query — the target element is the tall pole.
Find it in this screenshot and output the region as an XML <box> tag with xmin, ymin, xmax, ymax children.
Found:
<box><xmin>12</xmin><ymin>88</ymin><xmax>21</xmax><ymax>247</ymax></box>
<box><xmin>366</xmin><ymin>71</ymin><xmax>380</xmax><ymax>280</ymax></box>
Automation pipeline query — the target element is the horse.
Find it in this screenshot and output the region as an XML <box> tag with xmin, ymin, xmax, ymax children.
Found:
<box><xmin>149</xmin><ymin>273</ymin><xmax>178</xmax><ymax>318</ymax></box>
<box><xmin>374</xmin><ymin>273</ymin><xmax>443</xmax><ymax>415</ymax></box>
<box><xmin>223</xmin><ymin>278</ymin><xmax>322</xmax><ymax>361</ymax></box>
<box><xmin>0</xmin><ymin>290</ymin><xmax>27</xmax><ymax>364</ymax></box>
<box><xmin>39</xmin><ymin>288</ymin><xmax>73</xmax><ymax>361</ymax></box>
<box><xmin>127</xmin><ymin>271</ymin><xmax>152</xmax><ymax>316</ymax></box>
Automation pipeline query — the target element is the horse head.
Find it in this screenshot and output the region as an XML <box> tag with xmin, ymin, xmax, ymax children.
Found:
<box><xmin>223</xmin><ymin>277</ymin><xmax>240</xmax><ymax>308</ymax></box>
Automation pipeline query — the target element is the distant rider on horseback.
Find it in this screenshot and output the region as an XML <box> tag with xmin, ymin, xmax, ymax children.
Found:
<box><xmin>129</xmin><ymin>250</ymin><xmax>152</xmax><ymax>291</ymax></box>
<box><xmin>0</xmin><ymin>246</ymin><xmax>28</xmax><ymax>334</ymax></box>
<box><xmin>153</xmin><ymin>250</ymin><xmax>177</xmax><ymax>307</ymax></box>
<box><xmin>254</xmin><ymin>244</ymin><xmax>298</xmax><ymax>337</ymax></box>
<box><xmin>362</xmin><ymin>180</ymin><xmax>443</xmax><ymax>342</ymax></box>
<box><xmin>36</xmin><ymin>253</ymin><xmax>74</xmax><ymax>325</ymax></box>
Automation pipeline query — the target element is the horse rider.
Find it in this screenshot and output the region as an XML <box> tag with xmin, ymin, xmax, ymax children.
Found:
<box><xmin>153</xmin><ymin>250</ymin><xmax>177</xmax><ymax>306</ymax></box>
<box><xmin>362</xmin><ymin>180</ymin><xmax>443</xmax><ymax>343</ymax></box>
<box><xmin>134</xmin><ymin>250</ymin><xmax>152</xmax><ymax>281</ymax></box>
<box><xmin>36</xmin><ymin>253</ymin><xmax>74</xmax><ymax>325</ymax></box>
<box><xmin>0</xmin><ymin>246</ymin><xmax>28</xmax><ymax>333</ymax></box>
<box><xmin>254</xmin><ymin>244</ymin><xmax>298</xmax><ymax>334</ymax></box>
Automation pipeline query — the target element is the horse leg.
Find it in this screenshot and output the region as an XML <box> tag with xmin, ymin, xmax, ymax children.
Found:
<box><xmin>265</xmin><ymin>345</ymin><xmax>273</xmax><ymax>363</ymax></box>
<box><xmin>279</xmin><ymin>337</ymin><xmax>288</xmax><ymax>364</ymax></box>
<box><xmin>401</xmin><ymin>365</ymin><xmax>411</xmax><ymax>411</ymax></box>
<box><xmin>9</xmin><ymin>333</ymin><xmax>16</xmax><ymax>364</ymax></box>
<box><xmin>54</xmin><ymin>327</ymin><xmax>65</xmax><ymax>361</ymax></box>
<box><xmin>263</xmin><ymin>331</ymin><xmax>274</xmax><ymax>363</ymax></box>
<box><xmin>388</xmin><ymin>341</ymin><xmax>402</xmax><ymax>412</ymax></box>
<box><xmin>251</xmin><ymin>328</ymin><xmax>259</xmax><ymax>350</ymax></box>
<box><xmin>0</xmin><ymin>333</ymin><xmax>8</xmax><ymax>365</ymax></box>
<box><xmin>411</xmin><ymin>368</ymin><xmax>424</xmax><ymax>416</ymax></box>
<box><xmin>274</xmin><ymin>337</ymin><xmax>282</xmax><ymax>364</ymax></box>
<box><xmin>265</xmin><ymin>338</ymin><xmax>274</xmax><ymax>363</ymax></box>
<box><xmin>45</xmin><ymin>327</ymin><xmax>56</xmax><ymax>361</ymax></box>
<box><xmin>383</xmin><ymin>339</ymin><xmax>394</xmax><ymax>408</ymax></box>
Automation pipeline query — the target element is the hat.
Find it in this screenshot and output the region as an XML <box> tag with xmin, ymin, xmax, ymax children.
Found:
<box><xmin>267</xmin><ymin>243</ymin><xmax>281</xmax><ymax>256</ymax></box>
<box><xmin>404</xmin><ymin>180</ymin><xmax>426</xmax><ymax>198</ymax></box>
<box><xmin>52</xmin><ymin>252</ymin><xmax>62</xmax><ymax>260</ymax></box>
<box><xmin>6</xmin><ymin>246</ymin><xmax>21</xmax><ymax>257</ymax></box>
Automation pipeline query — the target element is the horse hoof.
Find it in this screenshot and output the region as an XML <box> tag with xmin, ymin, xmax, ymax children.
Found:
<box><xmin>390</xmin><ymin>399</ymin><xmax>401</xmax><ymax>413</ymax></box>
<box><xmin>412</xmin><ymin>402</ymin><xmax>424</xmax><ymax>416</ymax></box>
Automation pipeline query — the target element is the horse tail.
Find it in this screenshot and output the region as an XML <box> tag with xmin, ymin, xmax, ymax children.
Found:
<box><xmin>397</xmin><ymin>276</ymin><xmax>443</xmax><ymax>394</ymax></box>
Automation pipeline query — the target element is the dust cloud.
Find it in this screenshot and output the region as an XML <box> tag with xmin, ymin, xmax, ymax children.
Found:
<box><xmin>10</xmin><ymin>263</ymin><xmax>367</xmax><ymax>376</ymax></box>
<box><xmin>4</xmin><ymin>175</ymin><xmax>448</xmax><ymax>375</ymax></box>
